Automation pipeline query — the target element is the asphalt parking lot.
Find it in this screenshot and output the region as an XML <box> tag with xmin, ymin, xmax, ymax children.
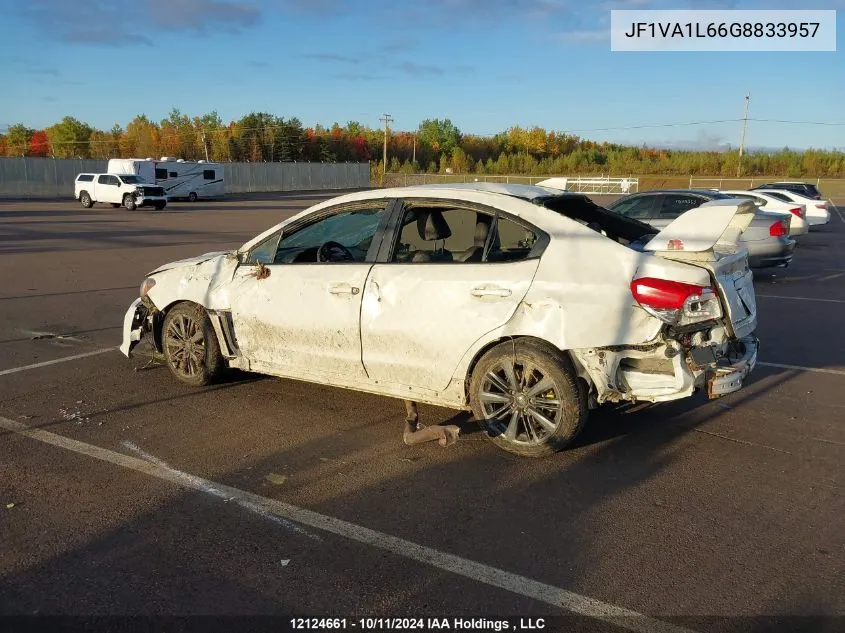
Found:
<box><xmin>1</xmin><ymin>193</ymin><xmax>843</xmax><ymax>633</ymax></box>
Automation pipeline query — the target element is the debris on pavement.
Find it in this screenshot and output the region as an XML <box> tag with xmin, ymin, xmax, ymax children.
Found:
<box><xmin>280</xmin><ymin>559</ymin><xmax>290</xmax><ymax>566</ymax></box>
<box><xmin>265</xmin><ymin>473</ymin><xmax>288</xmax><ymax>485</ymax></box>
<box><xmin>5</xmin><ymin>503</ymin><xmax>16</xmax><ymax>509</ymax></box>
<box><xmin>401</xmin><ymin>400</ymin><xmax>460</xmax><ymax>447</ymax></box>
<box><xmin>59</xmin><ymin>408</ymin><xmax>90</xmax><ymax>425</ymax></box>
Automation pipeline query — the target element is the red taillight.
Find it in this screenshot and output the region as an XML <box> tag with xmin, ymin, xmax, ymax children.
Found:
<box><xmin>789</xmin><ymin>207</ymin><xmax>803</xmax><ymax>218</ymax></box>
<box><xmin>630</xmin><ymin>277</ymin><xmax>707</xmax><ymax>310</ymax></box>
<box><xmin>769</xmin><ymin>220</ymin><xmax>788</xmax><ymax>237</ymax></box>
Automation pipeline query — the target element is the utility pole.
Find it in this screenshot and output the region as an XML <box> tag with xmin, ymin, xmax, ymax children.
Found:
<box><xmin>737</xmin><ymin>93</ymin><xmax>750</xmax><ymax>178</ymax></box>
<box><xmin>379</xmin><ymin>113</ymin><xmax>393</xmax><ymax>185</ymax></box>
<box><xmin>202</xmin><ymin>132</ymin><xmax>210</xmax><ymax>162</ymax></box>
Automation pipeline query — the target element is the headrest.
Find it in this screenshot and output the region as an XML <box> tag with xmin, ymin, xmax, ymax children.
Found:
<box><xmin>474</xmin><ymin>218</ymin><xmax>491</xmax><ymax>246</ymax></box>
<box><xmin>417</xmin><ymin>210</ymin><xmax>452</xmax><ymax>241</ymax></box>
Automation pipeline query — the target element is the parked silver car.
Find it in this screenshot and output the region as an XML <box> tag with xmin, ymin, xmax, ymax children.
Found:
<box><xmin>605</xmin><ymin>190</ymin><xmax>796</xmax><ymax>269</ymax></box>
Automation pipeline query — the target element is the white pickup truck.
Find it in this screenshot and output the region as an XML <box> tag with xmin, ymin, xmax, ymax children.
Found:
<box><xmin>75</xmin><ymin>173</ymin><xmax>168</xmax><ymax>210</ymax></box>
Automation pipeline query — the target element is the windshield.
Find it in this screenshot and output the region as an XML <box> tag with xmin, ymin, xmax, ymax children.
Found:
<box><xmin>118</xmin><ymin>175</ymin><xmax>145</xmax><ymax>184</ymax></box>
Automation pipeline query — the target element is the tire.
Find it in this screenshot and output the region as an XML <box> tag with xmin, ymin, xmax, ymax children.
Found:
<box><xmin>123</xmin><ymin>194</ymin><xmax>137</xmax><ymax>211</ymax></box>
<box><xmin>154</xmin><ymin>202</ymin><xmax>166</xmax><ymax>210</ymax></box>
<box><xmin>79</xmin><ymin>191</ymin><xmax>93</xmax><ymax>208</ymax></box>
<box><xmin>188</xmin><ymin>192</ymin><xmax>198</xmax><ymax>202</ymax></box>
<box><xmin>469</xmin><ymin>339</ymin><xmax>586</xmax><ymax>458</ymax></box>
<box><xmin>162</xmin><ymin>303</ymin><xmax>225</xmax><ymax>387</ymax></box>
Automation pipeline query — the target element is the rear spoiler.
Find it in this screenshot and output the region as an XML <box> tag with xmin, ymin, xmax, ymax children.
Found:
<box><xmin>643</xmin><ymin>199</ymin><xmax>757</xmax><ymax>254</ymax></box>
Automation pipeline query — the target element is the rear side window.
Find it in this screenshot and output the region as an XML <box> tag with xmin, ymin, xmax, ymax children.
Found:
<box><xmin>766</xmin><ymin>191</ymin><xmax>791</xmax><ymax>202</ymax></box>
<box><xmin>204</xmin><ymin>170</ymin><xmax>216</xmax><ymax>180</ymax></box>
<box><xmin>659</xmin><ymin>195</ymin><xmax>704</xmax><ymax>218</ymax></box>
<box><xmin>97</xmin><ymin>175</ymin><xmax>110</xmax><ymax>184</ymax></box>
<box><xmin>391</xmin><ymin>204</ymin><xmax>543</xmax><ymax>264</ymax></box>
<box><xmin>609</xmin><ymin>195</ymin><xmax>659</xmax><ymax>220</ymax></box>
<box><xmin>487</xmin><ymin>216</ymin><xmax>538</xmax><ymax>262</ymax></box>
<box><xmin>77</xmin><ymin>174</ymin><xmax>94</xmax><ymax>182</ymax></box>
<box><xmin>169</xmin><ymin>171</ymin><xmax>178</xmax><ymax>177</ymax></box>
<box><xmin>155</xmin><ymin>168</ymin><xmax>168</xmax><ymax>179</ymax></box>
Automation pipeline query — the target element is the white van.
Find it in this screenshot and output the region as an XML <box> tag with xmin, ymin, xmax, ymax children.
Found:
<box><xmin>108</xmin><ymin>157</ymin><xmax>225</xmax><ymax>201</ymax></box>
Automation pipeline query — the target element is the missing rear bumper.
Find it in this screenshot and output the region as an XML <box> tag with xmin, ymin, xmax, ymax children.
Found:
<box><xmin>705</xmin><ymin>335</ymin><xmax>758</xmax><ymax>398</ymax></box>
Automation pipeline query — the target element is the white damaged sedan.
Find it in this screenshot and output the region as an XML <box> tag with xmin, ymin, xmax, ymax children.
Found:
<box><xmin>121</xmin><ymin>184</ymin><xmax>759</xmax><ymax>457</ymax></box>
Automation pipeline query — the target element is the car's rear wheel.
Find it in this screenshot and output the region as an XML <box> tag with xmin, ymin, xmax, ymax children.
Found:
<box><xmin>469</xmin><ymin>340</ymin><xmax>586</xmax><ymax>458</ymax></box>
<box><xmin>123</xmin><ymin>194</ymin><xmax>137</xmax><ymax>211</ymax></box>
<box><xmin>188</xmin><ymin>192</ymin><xmax>198</xmax><ymax>202</ymax></box>
<box><xmin>162</xmin><ymin>303</ymin><xmax>224</xmax><ymax>387</ymax></box>
<box><xmin>79</xmin><ymin>192</ymin><xmax>93</xmax><ymax>208</ymax></box>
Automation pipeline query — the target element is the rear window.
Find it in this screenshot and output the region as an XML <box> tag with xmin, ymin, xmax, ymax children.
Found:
<box><xmin>77</xmin><ymin>174</ymin><xmax>94</xmax><ymax>182</ymax></box>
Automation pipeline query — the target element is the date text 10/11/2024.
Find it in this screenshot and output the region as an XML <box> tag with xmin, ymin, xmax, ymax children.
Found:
<box><xmin>290</xmin><ymin>618</ymin><xmax>547</xmax><ymax>631</ymax></box>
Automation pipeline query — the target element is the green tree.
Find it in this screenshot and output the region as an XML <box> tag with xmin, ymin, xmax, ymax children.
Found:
<box><xmin>418</xmin><ymin>118</ymin><xmax>461</xmax><ymax>157</ymax></box>
<box><xmin>46</xmin><ymin>116</ymin><xmax>92</xmax><ymax>158</ymax></box>
<box><xmin>6</xmin><ymin>123</ymin><xmax>33</xmax><ymax>156</ymax></box>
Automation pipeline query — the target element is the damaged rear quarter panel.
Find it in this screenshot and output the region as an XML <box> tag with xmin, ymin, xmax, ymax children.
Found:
<box><xmin>447</xmin><ymin>214</ymin><xmax>713</xmax><ymax>403</ymax></box>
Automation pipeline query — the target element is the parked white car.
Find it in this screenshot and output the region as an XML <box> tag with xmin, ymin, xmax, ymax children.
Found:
<box><xmin>74</xmin><ymin>173</ymin><xmax>168</xmax><ymax>210</ymax></box>
<box><xmin>120</xmin><ymin>184</ymin><xmax>759</xmax><ymax>457</ymax></box>
<box><xmin>753</xmin><ymin>188</ymin><xmax>831</xmax><ymax>226</ymax></box>
<box><xmin>720</xmin><ymin>190</ymin><xmax>808</xmax><ymax>236</ymax></box>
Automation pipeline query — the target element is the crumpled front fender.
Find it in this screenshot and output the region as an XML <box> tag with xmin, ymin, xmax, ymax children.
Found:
<box><xmin>119</xmin><ymin>298</ymin><xmax>148</xmax><ymax>357</ymax></box>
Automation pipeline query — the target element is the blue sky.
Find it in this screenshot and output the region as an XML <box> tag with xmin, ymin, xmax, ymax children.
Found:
<box><xmin>1</xmin><ymin>0</ymin><xmax>843</xmax><ymax>149</ymax></box>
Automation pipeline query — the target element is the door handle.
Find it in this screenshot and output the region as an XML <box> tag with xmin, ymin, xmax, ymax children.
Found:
<box><xmin>471</xmin><ymin>287</ymin><xmax>512</xmax><ymax>298</ymax></box>
<box><xmin>329</xmin><ymin>284</ymin><xmax>359</xmax><ymax>295</ymax></box>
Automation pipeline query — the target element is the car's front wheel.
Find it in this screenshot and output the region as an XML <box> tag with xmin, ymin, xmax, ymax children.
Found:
<box><xmin>123</xmin><ymin>193</ymin><xmax>137</xmax><ymax>211</ymax></box>
<box><xmin>162</xmin><ymin>303</ymin><xmax>224</xmax><ymax>387</ymax></box>
<box><xmin>469</xmin><ymin>340</ymin><xmax>586</xmax><ymax>457</ymax></box>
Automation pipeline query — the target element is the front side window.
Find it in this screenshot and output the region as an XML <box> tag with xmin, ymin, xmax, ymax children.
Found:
<box><xmin>246</xmin><ymin>201</ymin><xmax>387</xmax><ymax>265</ymax></box>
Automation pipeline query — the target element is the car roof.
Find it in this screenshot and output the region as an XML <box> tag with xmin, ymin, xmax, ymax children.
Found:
<box><xmin>402</xmin><ymin>182</ymin><xmax>589</xmax><ymax>201</ymax></box>
<box><xmin>629</xmin><ymin>189</ymin><xmax>731</xmax><ymax>198</ymax></box>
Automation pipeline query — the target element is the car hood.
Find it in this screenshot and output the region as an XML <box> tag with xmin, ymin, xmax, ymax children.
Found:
<box><xmin>148</xmin><ymin>250</ymin><xmax>233</xmax><ymax>275</ymax></box>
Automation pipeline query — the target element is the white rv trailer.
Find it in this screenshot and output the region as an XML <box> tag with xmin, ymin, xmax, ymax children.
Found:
<box><xmin>107</xmin><ymin>157</ymin><xmax>225</xmax><ymax>201</ymax></box>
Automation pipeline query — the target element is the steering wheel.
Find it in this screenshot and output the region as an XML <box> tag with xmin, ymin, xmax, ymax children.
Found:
<box><xmin>317</xmin><ymin>241</ymin><xmax>356</xmax><ymax>263</ymax></box>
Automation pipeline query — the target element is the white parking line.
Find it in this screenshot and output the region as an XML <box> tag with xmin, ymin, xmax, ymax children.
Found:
<box><xmin>0</xmin><ymin>348</ymin><xmax>115</xmax><ymax>377</ymax></box>
<box><xmin>0</xmin><ymin>415</ymin><xmax>696</xmax><ymax>633</ymax></box>
<box><xmin>756</xmin><ymin>294</ymin><xmax>845</xmax><ymax>304</ymax></box>
<box><xmin>757</xmin><ymin>362</ymin><xmax>845</xmax><ymax>376</ymax></box>
<box><xmin>831</xmin><ymin>203</ymin><xmax>844</xmax><ymax>223</ymax></box>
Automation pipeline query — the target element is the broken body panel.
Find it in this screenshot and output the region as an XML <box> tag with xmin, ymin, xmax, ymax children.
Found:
<box><xmin>121</xmin><ymin>187</ymin><xmax>758</xmax><ymax>411</ymax></box>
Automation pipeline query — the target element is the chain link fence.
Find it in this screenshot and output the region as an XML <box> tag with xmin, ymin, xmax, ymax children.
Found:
<box><xmin>0</xmin><ymin>157</ymin><xmax>371</xmax><ymax>199</ymax></box>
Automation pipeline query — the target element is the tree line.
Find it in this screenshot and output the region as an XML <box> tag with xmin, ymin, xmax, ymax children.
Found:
<box><xmin>2</xmin><ymin>110</ymin><xmax>844</xmax><ymax>177</ymax></box>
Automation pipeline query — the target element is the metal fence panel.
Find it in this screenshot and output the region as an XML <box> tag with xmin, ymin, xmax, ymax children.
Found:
<box><xmin>0</xmin><ymin>157</ymin><xmax>370</xmax><ymax>198</ymax></box>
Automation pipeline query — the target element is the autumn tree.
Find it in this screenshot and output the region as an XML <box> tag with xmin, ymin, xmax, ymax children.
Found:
<box><xmin>29</xmin><ymin>130</ymin><xmax>50</xmax><ymax>157</ymax></box>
